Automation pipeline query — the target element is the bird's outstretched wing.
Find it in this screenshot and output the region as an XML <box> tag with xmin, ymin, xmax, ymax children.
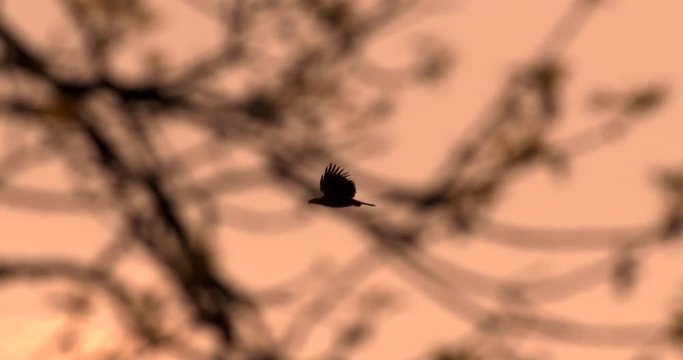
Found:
<box><xmin>320</xmin><ymin>163</ymin><xmax>356</xmax><ymax>199</ymax></box>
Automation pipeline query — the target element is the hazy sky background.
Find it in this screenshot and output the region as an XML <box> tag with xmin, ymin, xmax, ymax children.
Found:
<box><xmin>1</xmin><ymin>0</ymin><xmax>682</xmax><ymax>359</ymax></box>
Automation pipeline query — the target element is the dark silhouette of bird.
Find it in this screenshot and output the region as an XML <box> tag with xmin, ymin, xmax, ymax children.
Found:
<box><xmin>308</xmin><ymin>163</ymin><xmax>375</xmax><ymax>207</ymax></box>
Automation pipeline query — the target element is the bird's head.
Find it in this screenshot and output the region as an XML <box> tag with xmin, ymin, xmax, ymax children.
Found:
<box><xmin>308</xmin><ymin>197</ymin><xmax>324</xmax><ymax>205</ymax></box>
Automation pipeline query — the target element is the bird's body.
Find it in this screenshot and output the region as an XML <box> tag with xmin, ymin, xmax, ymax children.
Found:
<box><xmin>308</xmin><ymin>163</ymin><xmax>375</xmax><ymax>207</ymax></box>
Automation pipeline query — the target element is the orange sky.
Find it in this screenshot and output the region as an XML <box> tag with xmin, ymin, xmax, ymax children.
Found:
<box><xmin>1</xmin><ymin>0</ymin><xmax>682</xmax><ymax>359</ymax></box>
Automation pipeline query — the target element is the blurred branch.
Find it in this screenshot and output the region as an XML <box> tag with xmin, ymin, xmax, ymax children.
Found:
<box><xmin>0</xmin><ymin>257</ymin><xmax>163</xmax><ymax>342</ymax></box>
<box><xmin>478</xmin><ymin>219</ymin><xmax>659</xmax><ymax>251</ymax></box>
<box><xmin>281</xmin><ymin>251</ymin><xmax>378</xmax><ymax>355</ymax></box>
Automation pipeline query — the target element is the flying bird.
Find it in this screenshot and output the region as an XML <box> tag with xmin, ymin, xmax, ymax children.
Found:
<box><xmin>308</xmin><ymin>163</ymin><xmax>375</xmax><ymax>207</ymax></box>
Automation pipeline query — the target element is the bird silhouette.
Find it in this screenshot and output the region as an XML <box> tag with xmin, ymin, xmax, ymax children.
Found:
<box><xmin>308</xmin><ymin>163</ymin><xmax>375</xmax><ymax>207</ymax></box>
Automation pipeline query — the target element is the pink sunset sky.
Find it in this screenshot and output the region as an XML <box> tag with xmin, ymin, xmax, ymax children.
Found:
<box><xmin>1</xmin><ymin>0</ymin><xmax>682</xmax><ymax>359</ymax></box>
